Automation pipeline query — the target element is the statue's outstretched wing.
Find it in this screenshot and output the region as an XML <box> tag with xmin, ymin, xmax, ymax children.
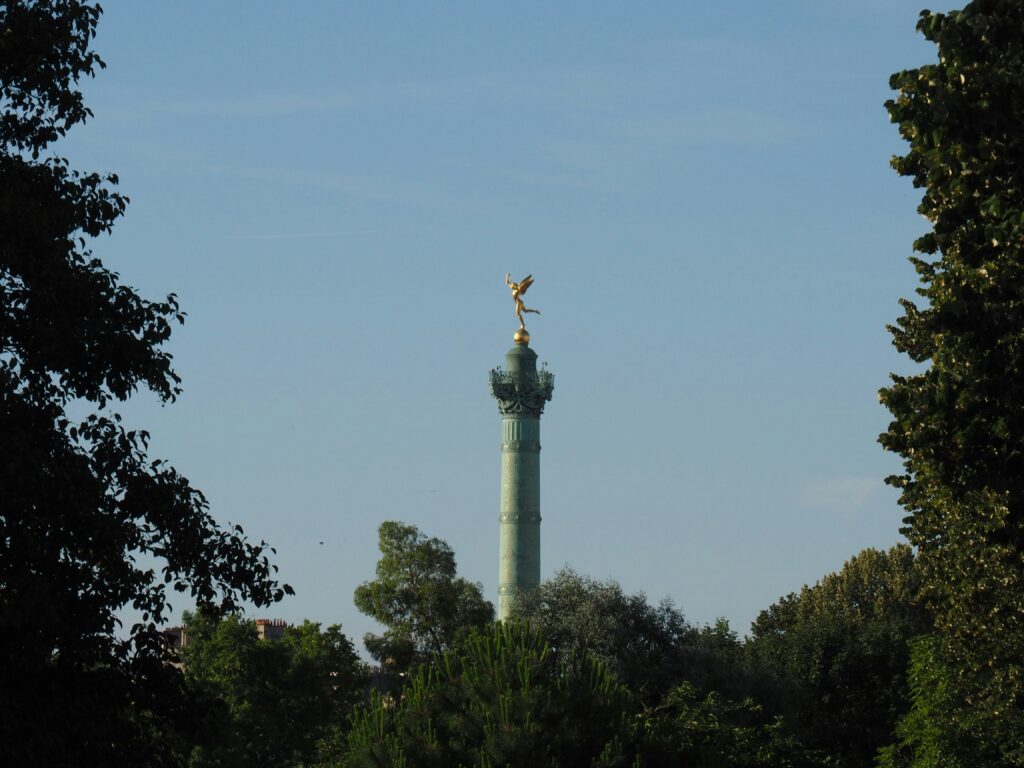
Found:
<box><xmin>519</xmin><ymin>274</ymin><xmax>534</xmax><ymax>294</ymax></box>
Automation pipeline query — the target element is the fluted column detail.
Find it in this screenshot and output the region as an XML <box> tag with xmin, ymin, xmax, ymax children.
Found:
<box><xmin>489</xmin><ymin>342</ymin><xmax>554</xmax><ymax>621</ymax></box>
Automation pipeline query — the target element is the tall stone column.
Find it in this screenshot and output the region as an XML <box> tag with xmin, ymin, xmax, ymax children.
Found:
<box><xmin>489</xmin><ymin>330</ymin><xmax>554</xmax><ymax>621</ymax></box>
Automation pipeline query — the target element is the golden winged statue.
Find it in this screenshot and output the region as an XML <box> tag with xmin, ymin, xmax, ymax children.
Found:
<box><xmin>506</xmin><ymin>273</ymin><xmax>541</xmax><ymax>331</ymax></box>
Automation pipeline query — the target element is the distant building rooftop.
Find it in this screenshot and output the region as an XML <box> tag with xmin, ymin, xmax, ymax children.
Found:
<box><xmin>163</xmin><ymin>618</ymin><xmax>290</xmax><ymax>649</ymax></box>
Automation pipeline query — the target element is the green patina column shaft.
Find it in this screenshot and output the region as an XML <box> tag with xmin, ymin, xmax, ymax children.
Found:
<box><xmin>489</xmin><ymin>340</ymin><xmax>554</xmax><ymax>621</ymax></box>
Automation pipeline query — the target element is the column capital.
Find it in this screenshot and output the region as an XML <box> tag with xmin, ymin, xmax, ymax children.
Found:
<box><xmin>489</xmin><ymin>371</ymin><xmax>554</xmax><ymax>417</ymax></box>
<box><xmin>489</xmin><ymin>344</ymin><xmax>554</xmax><ymax>417</ymax></box>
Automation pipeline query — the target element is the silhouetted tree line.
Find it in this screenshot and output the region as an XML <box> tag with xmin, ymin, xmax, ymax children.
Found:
<box><xmin>5</xmin><ymin>0</ymin><xmax>1024</xmax><ymax>765</ymax></box>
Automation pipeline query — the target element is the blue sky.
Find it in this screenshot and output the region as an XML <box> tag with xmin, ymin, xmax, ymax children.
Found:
<box><xmin>67</xmin><ymin>2</ymin><xmax>941</xmax><ymax>646</ymax></box>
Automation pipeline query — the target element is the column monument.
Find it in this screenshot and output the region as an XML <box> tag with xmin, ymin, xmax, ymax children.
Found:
<box><xmin>489</xmin><ymin>274</ymin><xmax>554</xmax><ymax>621</ymax></box>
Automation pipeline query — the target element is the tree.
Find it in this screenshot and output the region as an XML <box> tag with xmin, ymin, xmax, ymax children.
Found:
<box><xmin>344</xmin><ymin>622</ymin><xmax>641</xmax><ymax>768</ymax></box>
<box><xmin>511</xmin><ymin>567</ymin><xmax>741</xmax><ymax>705</ymax></box>
<box><xmin>881</xmin><ymin>1</ymin><xmax>1024</xmax><ymax>759</ymax></box>
<box><xmin>181</xmin><ymin>612</ymin><xmax>366</xmax><ymax>767</ymax></box>
<box><xmin>878</xmin><ymin>635</ymin><xmax>999</xmax><ymax>768</ymax></box>
<box><xmin>343</xmin><ymin>622</ymin><xmax>817</xmax><ymax>768</ymax></box>
<box><xmin>354</xmin><ymin>521</ymin><xmax>493</xmax><ymax>673</ymax></box>
<box><xmin>643</xmin><ymin>682</ymin><xmax>820</xmax><ymax>768</ymax></box>
<box><xmin>0</xmin><ymin>3</ymin><xmax>290</xmax><ymax>763</ymax></box>
<box><xmin>745</xmin><ymin>546</ymin><xmax>930</xmax><ymax>767</ymax></box>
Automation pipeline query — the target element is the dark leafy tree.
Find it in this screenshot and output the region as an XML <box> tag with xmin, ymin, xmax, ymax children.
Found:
<box><xmin>181</xmin><ymin>612</ymin><xmax>366</xmax><ymax>767</ymax></box>
<box><xmin>353</xmin><ymin>521</ymin><xmax>493</xmax><ymax>674</ymax></box>
<box><xmin>511</xmin><ymin>567</ymin><xmax>745</xmax><ymax>705</ymax></box>
<box><xmin>746</xmin><ymin>546</ymin><xmax>929</xmax><ymax>767</ymax></box>
<box><xmin>343</xmin><ymin>622</ymin><xmax>817</xmax><ymax>768</ymax></box>
<box><xmin>344</xmin><ymin>622</ymin><xmax>641</xmax><ymax>768</ymax></box>
<box><xmin>878</xmin><ymin>635</ymin><xmax>999</xmax><ymax>768</ymax></box>
<box><xmin>881</xmin><ymin>1</ymin><xmax>1024</xmax><ymax>760</ymax></box>
<box><xmin>643</xmin><ymin>682</ymin><xmax>821</xmax><ymax>768</ymax></box>
<box><xmin>0</xmin><ymin>3</ymin><xmax>290</xmax><ymax>764</ymax></box>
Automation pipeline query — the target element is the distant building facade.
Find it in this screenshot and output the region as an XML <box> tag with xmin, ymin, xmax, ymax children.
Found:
<box><xmin>164</xmin><ymin>625</ymin><xmax>188</xmax><ymax>649</ymax></box>
<box><xmin>255</xmin><ymin>618</ymin><xmax>288</xmax><ymax>641</ymax></box>
<box><xmin>163</xmin><ymin>618</ymin><xmax>290</xmax><ymax>649</ymax></box>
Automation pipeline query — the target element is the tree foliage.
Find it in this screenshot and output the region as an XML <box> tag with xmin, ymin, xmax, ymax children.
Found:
<box><xmin>344</xmin><ymin>622</ymin><xmax>641</xmax><ymax>768</ymax></box>
<box><xmin>354</xmin><ymin>521</ymin><xmax>493</xmax><ymax>673</ymax></box>
<box><xmin>643</xmin><ymin>682</ymin><xmax>819</xmax><ymax>768</ymax></box>
<box><xmin>878</xmin><ymin>635</ymin><xmax>1000</xmax><ymax>768</ymax></box>
<box><xmin>343</xmin><ymin>621</ymin><xmax>816</xmax><ymax>768</ymax></box>
<box><xmin>511</xmin><ymin>568</ymin><xmax>748</xmax><ymax>706</ymax></box>
<box><xmin>0</xmin><ymin>3</ymin><xmax>289</xmax><ymax>763</ymax></box>
<box><xmin>181</xmin><ymin>612</ymin><xmax>365</xmax><ymax>768</ymax></box>
<box><xmin>746</xmin><ymin>546</ymin><xmax>930</xmax><ymax>767</ymax></box>
<box><xmin>881</xmin><ymin>1</ymin><xmax>1024</xmax><ymax>759</ymax></box>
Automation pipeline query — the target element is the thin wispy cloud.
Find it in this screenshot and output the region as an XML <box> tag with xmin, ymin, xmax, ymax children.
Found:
<box><xmin>439</xmin><ymin>156</ymin><xmax>615</xmax><ymax>195</ymax></box>
<box><xmin>226</xmin><ymin>230</ymin><xmax>414</xmax><ymax>241</ymax></box>
<box><xmin>798</xmin><ymin>476</ymin><xmax>884</xmax><ymax>513</ymax></box>
<box><xmin>145</xmin><ymin>92</ymin><xmax>360</xmax><ymax>119</ymax></box>
<box><xmin>233</xmin><ymin>165</ymin><xmax>493</xmax><ymax>216</ymax></box>
<box><xmin>136</xmin><ymin>76</ymin><xmax>489</xmax><ymax>120</ymax></box>
<box><xmin>603</xmin><ymin>110</ymin><xmax>810</xmax><ymax>147</ymax></box>
<box><xmin>131</xmin><ymin>36</ymin><xmax>763</xmax><ymax>124</ymax></box>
